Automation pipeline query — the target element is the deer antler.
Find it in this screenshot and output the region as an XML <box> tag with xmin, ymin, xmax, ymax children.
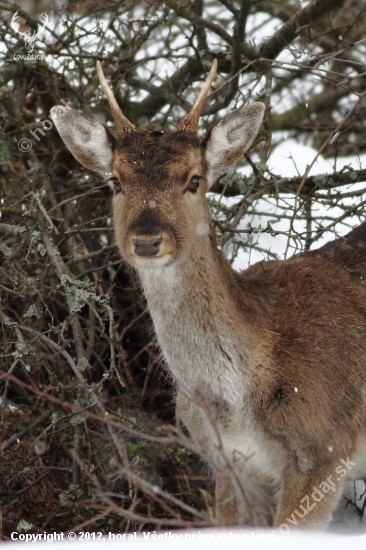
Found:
<box><xmin>11</xmin><ymin>11</ymin><xmax>21</xmax><ymax>34</ymax></box>
<box><xmin>96</xmin><ymin>61</ymin><xmax>136</xmax><ymax>136</ymax></box>
<box><xmin>39</xmin><ymin>13</ymin><xmax>49</xmax><ymax>35</ymax></box>
<box><xmin>177</xmin><ymin>59</ymin><xmax>217</xmax><ymax>134</ymax></box>
<box><xmin>11</xmin><ymin>11</ymin><xmax>29</xmax><ymax>40</ymax></box>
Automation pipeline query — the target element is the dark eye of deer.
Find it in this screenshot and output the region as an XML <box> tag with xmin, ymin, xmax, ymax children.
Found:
<box><xmin>184</xmin><ymin>176</ymin><xmax>200</xmax><ymax>194</ymax></box>
<box><xmin>108</xmin><ymin>176</ymin><xmax>123</xmax><ymax>194</ymax></box>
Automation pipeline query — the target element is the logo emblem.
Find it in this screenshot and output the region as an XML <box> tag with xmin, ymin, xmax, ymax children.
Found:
<box><xmin>11</xmin><ymin>11</ymin><xmax>48</xmax><ymax>54</ymax></box>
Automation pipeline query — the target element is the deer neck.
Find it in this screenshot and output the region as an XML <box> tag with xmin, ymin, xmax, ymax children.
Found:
<box><xmin>136</xmin><ymin>228</ymin><xmax>260</xmax><ymax>403</ymax></box>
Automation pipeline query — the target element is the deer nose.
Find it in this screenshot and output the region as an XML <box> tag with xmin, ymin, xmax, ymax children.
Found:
<box><xmin>133</xmin><ymin>236</ymin><xmax>162</xmax><ymax>257</ymax></box>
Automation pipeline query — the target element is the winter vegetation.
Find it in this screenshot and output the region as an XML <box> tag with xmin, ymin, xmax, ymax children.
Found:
<box><xmin>1</xmin><ymin>0</ymin><xmax>366</xmax><ymax>538</ymax></box>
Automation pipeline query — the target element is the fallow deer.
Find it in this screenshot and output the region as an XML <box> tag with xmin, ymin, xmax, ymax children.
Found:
<box><xmin>50</xmin><ymin>60</ymin><xmax>366</xmax><ymax>531</ymax></box>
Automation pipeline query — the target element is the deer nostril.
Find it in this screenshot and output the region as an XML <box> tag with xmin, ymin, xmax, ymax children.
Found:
<box><xmin>151</xmin><ymin>237</ymin><xmax>162</xmax><ymax>248</ymax></box>
<box><xmin>134</xmin><ymin>236</ymin><xmax>162</xmax><ymax>257</ymax></box>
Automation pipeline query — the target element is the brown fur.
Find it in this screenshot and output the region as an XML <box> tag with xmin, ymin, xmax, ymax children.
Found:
<box><xmin>51</xmin><ymin>101</ymin><xmax>366</xmax><ymax>531</ymax></box>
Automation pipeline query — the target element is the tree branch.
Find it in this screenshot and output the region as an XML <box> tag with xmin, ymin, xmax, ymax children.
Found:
<box><xmin>260</xmin><ymin>0</ymin><xmax>345</xmax><ymax>60</ymax></box>
<box><xmin>212</xmin><ymin>168</ymin><xmax>366</xmax><ymax>197</ymax></box>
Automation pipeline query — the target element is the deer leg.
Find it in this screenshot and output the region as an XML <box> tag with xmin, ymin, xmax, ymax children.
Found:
<box><xmin>215</xmin><ymin>473</ymin><xmax>276</xmax><ymax>527</ymax></box>
<box><xmin>275</xmin><ymin>461</ymin><xmax>346</xmax><ymax>531</ymax></box>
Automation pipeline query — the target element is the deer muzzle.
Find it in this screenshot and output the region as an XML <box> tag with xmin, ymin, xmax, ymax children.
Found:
<box><xmin>133</xmin><ymin>236</ymin><xmax>162</xmax><ymax>257</ymax></box>
<box><xmin>123</xmin><ymin>218</ymin><xmax>178</xmax><ymax>267</ymax></box>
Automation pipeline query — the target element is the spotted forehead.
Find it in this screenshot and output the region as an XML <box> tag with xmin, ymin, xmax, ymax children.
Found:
<box><xmin>113</xmin><ymin>131</ymin><xmax>202</xmax><ymax>184</ymax></box>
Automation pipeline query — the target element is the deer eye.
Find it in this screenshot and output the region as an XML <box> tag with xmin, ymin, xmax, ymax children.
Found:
<box><xmin>184</xmin><ymin>176</ymin><xmax>201</xmax><ymax>194</ymax></box>
<box><xmin>108</xmin><ymin>176</ymin><xmax>123</xmax><ymax>194</ymax></box>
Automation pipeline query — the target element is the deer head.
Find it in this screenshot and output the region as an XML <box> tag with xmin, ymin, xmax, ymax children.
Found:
<box><xmin>50</xmin><ymin>61</ymin><xmax>264</xmax><ymax>269</ymax></box>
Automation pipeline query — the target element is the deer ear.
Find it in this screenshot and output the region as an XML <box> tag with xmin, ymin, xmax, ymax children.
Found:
<box><xmin>202</xmin><ymin>103</ymin><xmax>265</xmax><ymax>188</ymax></box>
<box><xmin>50</xmin><ymin>106</ymin><xmax>114</xmax><ymax>176</ymax></box>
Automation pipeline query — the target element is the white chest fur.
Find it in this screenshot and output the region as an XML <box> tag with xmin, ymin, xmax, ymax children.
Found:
<box><xmin>138</xmin><ymin>263</ymin><xmax>247</xmax><ymax>405</ymax></box>
<box><xmin>138</xmin><ymin>262</ymin><xmax>285</xmax><ymax>486</ymax></box>
<box><xmin>218</xmin><ymin>421</ymin><xmax>285</xmax><ymax>485</ymax></box>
